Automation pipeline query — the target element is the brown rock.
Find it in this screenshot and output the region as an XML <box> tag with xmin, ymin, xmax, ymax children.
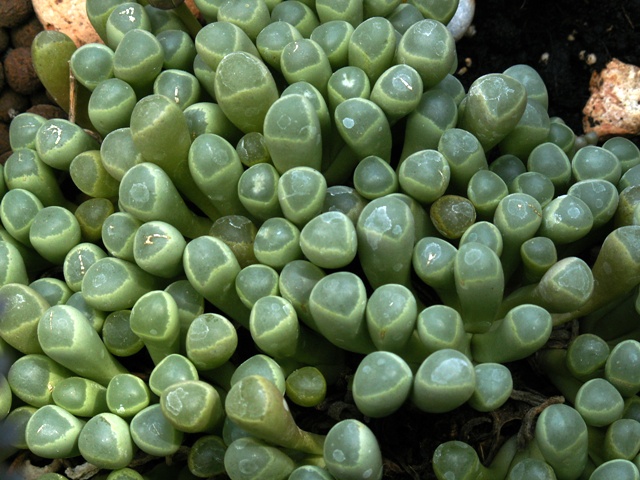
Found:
<box><xmin>0</xmin><ymin>89</ymin><xmax>29</xmax><ymax>123</ymax></box>
<box><xmin>3</xmin><ymin>47</ymin><xmax>42</xmax><ymax>95</ymax></box>
<box><xmin>583</xmin><ymin>58</ymin><xmax>640</xmax><ymax>138</ymax></box>
<box><xmin>27</xmin><ymin>103</ymin><xmax>66</xmax><ymax>120</ymax></box>
<box><xmin>0</xmin><ymin>60</ymin><xmax>4</xmax><ymax>91</ymax></box>
<box><xmin>0</xmin><ymin>0</ymin><xmax>33</xmax><ymax>28</ymax></box>
<box><xmin>10</xmin><ymin>16</ymin><xmax>44</xmax><ymax>48</ymax></box>
<box><xmin>0</xmin><ymin>122</ymin><xmax>10</xmax><ymax>156</ymax></box>
<box><xmin>0</xmin><ymin>27</ymin><xmax>9</xmax><ymax>53</ymax></box>
<box><xmin>0</xmin><ymin>150</ymin><xmax>13</xmax><ymax>165</ymax></box>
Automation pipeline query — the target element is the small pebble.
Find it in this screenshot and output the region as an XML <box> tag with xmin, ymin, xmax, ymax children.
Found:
<box><xmin>27</xmin><ymin>103</ymin><xmax>66</xmax><ymax>120</ymax></box>
<box><xmin>0</xmin><ymin>0</ymin><xmax>33</xmax><ymax>28</ymax></box>
<box><xmin>0</xmin><ymin>27</ymin><xmax>9</xmax><ymax>53</ymax></box>
<box><xmin>10</xmin><ymin>16</ymin><xmax>44</xmax><ymax>48</ymax></box>
<box><xmin>0</xmin><ymin>89</ymin><xmax>29</xmax><ymax>123</ymax></box>
<box><xmin>3</xmin><ymin>47</ymin><xmax>42</xmax><ymax>95</ymax></box>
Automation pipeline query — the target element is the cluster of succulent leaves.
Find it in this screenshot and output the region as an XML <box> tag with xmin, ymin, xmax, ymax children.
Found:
<box><xmin>1</xmin><ymin>0</ymin><xmax>640</xmax><ymax>478</ymax></box>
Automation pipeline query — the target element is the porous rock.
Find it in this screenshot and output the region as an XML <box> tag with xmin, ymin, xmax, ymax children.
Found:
<box><xmin>3</xmin><ymin>47</ymin><xmax>42</xmax><ymax>95</ymax></box>
<box><xmin>0</xmin><ymin>0</ymin><xmax>33</xmax><ymax>28</ymax></box>
<box><xmin>10</xmin><ymin>16</ymin><xmax>44</xmax><ymax>48</ymax></box>
<box><xmin>32</xmin><ymin>0</ymin><xmax>101</xmax><ymax>46</ymax></box>
<box><xmin>27</xmin><ymin>103</ymin><xmax>66</xmax><ymax>120</ymax></box>
<box><xmin>0</xmin><ymin>27</ymin><xmax>9</xmax><ymax>53</ymax></box>
<box><xmin>0</xmin><ymin>122</ymin><xmax>10</xmax><ymax>156</ymax></box>
<box><xmin>583</xmin><ymin>58</ymin><xmax>640</xmax><ymax>138</ymax></box>
<box><xmin>0</xmin><ymin>89</ymin><xmax>29</xmax><ymax>123</ymax></box>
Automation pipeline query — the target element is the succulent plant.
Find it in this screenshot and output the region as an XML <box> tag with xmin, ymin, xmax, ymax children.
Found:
<box><xmin>1</xmin><ymin>0</ymin><xmax>640</xmax><ymax>478</ymax></box>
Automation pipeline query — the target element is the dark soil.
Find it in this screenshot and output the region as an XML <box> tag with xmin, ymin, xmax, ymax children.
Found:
<box><xmin>456</xmin><ymin>0</ymin><xmax>640</xmax><ymax>139</ymax></box>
